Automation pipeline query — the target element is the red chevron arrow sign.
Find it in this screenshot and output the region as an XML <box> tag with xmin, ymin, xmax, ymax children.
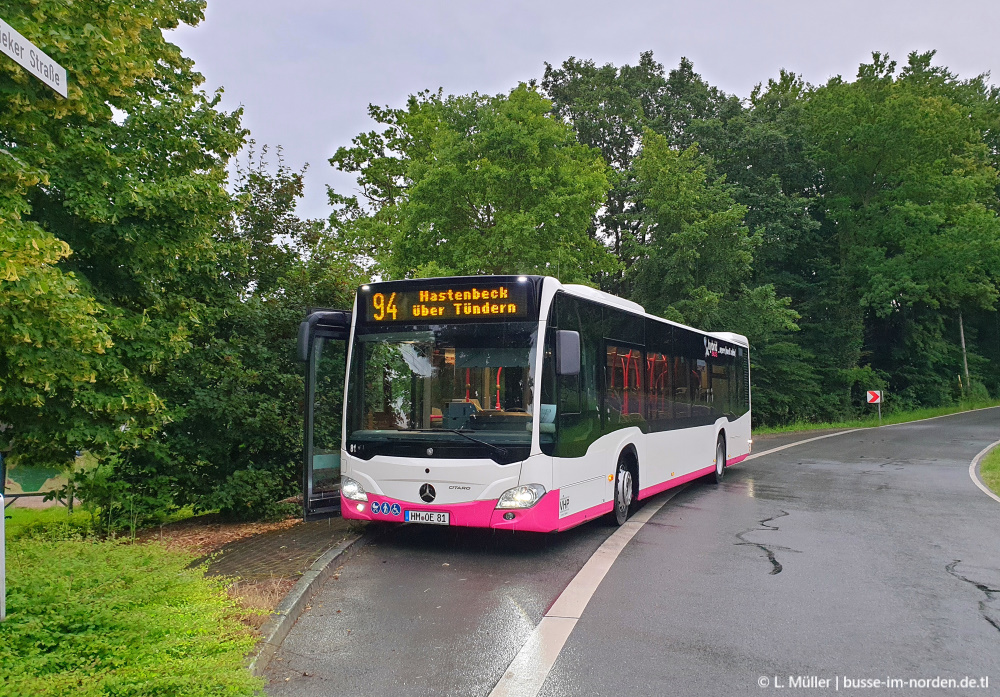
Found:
<box><xmin>866</xmin><ymin>390</ymin><xmax>882</xmax><ymax>404</ymax></box>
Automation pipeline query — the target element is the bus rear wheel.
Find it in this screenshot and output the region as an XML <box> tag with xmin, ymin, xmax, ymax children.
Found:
<box><xmin>613</xmin><ymin>455</ymin><xmax>635</xmax><ymax>526</ymax></box>
<box><xmin>710</xmin><ymin>435</ymin><xmax>726</xmax><ymax>485</ymax></box>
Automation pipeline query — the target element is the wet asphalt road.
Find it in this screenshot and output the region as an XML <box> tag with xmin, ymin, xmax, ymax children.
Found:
<box><xmin>266</xmin><ymin>409</ymin><xmax>1000</xmax><ymax>696</ymax></box>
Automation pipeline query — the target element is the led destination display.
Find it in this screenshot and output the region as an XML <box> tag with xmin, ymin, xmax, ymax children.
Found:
<box><xmin>362</xmin><ymin>283</ymin><xmax>530</xmax><ymax>323</ymax></box>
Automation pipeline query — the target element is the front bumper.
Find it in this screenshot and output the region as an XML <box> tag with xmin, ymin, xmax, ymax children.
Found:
<box><xmin>341</xmin><ymin>490</ymin><xmax>564</xmax><ymax>532</ymax></box>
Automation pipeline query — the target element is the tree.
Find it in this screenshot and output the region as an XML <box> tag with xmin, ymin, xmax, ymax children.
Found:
<box><xmin>629</xmin><ymin>130</ymin><xmax>798</xmax><ymax>342</ymax></box>
<box><xmin>689</xmin><ymin>70</ymin><xmax>833</xmax><ymax>423</ymax></box>
<box><xmin>803</xmin><ymin>51</ymin><xmax>1000</xmax><ymax>407</ymax></box>
<box><xmin>162</xmin><ymin>150</ymin><xmax>360</xmax><ymax>518</ymax></box>
<box><xmin>330</xmin><ymin>84</ymin><xmax>613</xmax><ymax>282</ymax></box>
<box><xmin>1</xmin><ymin>0</ymin><xmax>242</xmax><ymax>467</ymax></box>
<box><xmin>541</xmin><ymin>53</ymin><xmax>740</xmax><ymax>291</ymax></box>
<box><xmin>540</xmin><ymin>53</ymin><xmax>810</xmax><ymax>424</ymax></box>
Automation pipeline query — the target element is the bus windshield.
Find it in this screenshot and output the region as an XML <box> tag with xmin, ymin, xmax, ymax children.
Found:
<box><xmin>346</xmin><ymin>321</ymin><xmax>538</xmax><ymax>463</ymax></box>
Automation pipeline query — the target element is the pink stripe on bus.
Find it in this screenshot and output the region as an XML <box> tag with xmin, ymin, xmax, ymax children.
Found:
<box><xmin>341</xmin><ymin>456</ymin><xmax>748</xmax><ymax>533</ymax></box>
<box><xmin>637</xmin><ymin>465</ymin><xmax>716</xmax><ymax>500</ymax></box>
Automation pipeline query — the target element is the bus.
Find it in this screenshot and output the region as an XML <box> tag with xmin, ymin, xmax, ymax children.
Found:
<box><xmin>297</xmin><ymin>275</ymin><xmax>751</xmax><ymax>530</ymax></box>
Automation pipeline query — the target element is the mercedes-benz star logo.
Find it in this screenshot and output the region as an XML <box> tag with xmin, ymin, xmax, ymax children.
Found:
<box><xmin>419</xmin><ymin>483</ymin><xmax>436</xmax><ymax>503</ymax></box>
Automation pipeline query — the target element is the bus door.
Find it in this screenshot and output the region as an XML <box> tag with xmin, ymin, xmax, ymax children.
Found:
<box><xmin>297</xmin><ymin>310</ymin><xmax>351</xmax><ymax>521</ymax></box>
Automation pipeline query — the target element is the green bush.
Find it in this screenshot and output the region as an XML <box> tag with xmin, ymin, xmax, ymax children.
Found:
<box><xmin>201</xmin><ymin>468</ymin><xmax>295</xmax><ymax>522</ymax></box>
<box><xmin>43</xmin><ymin>460</ymin><xmax>175</xmax><ymax>538</ymax></box>
<box><xmin>967</xmin><ymin>379</ymin><xmax>991</xmax><ymax>402</ymax></box>
<box><xmin>0</xmin><ymin>538</ymin><xmax>263</xmax><ymax>697</ymax></box>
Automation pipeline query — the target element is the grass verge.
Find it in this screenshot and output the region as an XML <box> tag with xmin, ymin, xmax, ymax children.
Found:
<box><xmin>3</xmin><ymin>506</ymin><xmax>95</xmax><ymax>539</ymax></box>
<box><xmin>1</xmin><ymin>523</ymin><xmax>265</xmax><ymax>696</ymax></box>
<box><xmin>979</xmin><ymin>446</ymin><xmax>1000</xmax><ymax>497</ymax></box>
<box><xmin>755</xmin><ymin>400</ymin><xmax>1000</xmax><ymax>435</ymax></box>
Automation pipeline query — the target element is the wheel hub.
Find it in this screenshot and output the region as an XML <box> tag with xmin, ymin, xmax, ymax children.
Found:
<box><xmin>618</xmin><ymin>467</ymin><xmax>633</xmax><ymax>511</ymax></box>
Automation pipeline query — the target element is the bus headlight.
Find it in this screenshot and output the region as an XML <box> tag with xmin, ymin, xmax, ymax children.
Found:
<box><xmin>341</xmin><ymin>476</ymin><xmax>368</xmax><ymax>502</ymax></box>
<box><xmin>496</xmin><ymin>484</ymin><xmax>546</xmax><ymax>509</ymax></box>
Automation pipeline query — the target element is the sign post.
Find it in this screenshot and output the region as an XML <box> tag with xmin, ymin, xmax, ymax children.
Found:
<box><xmin>1</xmin><ymin>492</ymin><xmax>5</xmax><ymax>622</ymax></box>
<box><xmin>867</xmin><ymin>390</ymin><xmax>882</xmax><ymax>425</ymax></box>
<box><xmin>0</xmin><ymin>17</ymin><xmax>67</xmax><ymax>98</ymax></box>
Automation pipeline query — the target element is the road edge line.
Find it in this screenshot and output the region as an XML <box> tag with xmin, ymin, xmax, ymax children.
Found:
<box><xmin>746</xmin><ymin>428</ymin><xmax>862</xmax><ymax>461</ymax></box>
<box><xmin>754</xmin><ymin>404</ymin><xmax>1000</xmax><ymax>441</ymax></box>
<box><xmin>746</xmin><ymin>405</ymin><xmax>1000</xmax><ymax>461</ymax></box>
<box><xmin>248</xmin><ymin>530</ymin><xmax>369</xmax><ymax>676</ymax></box>
<box><xmin>877</xmin><ymin>404</ymin><xmax>1000</xmax><ymax>428</ymax></box>
<box><xmin>968</xmin><ymin>440</ymin><xmax>1000</xmax><ymax>506</ymax></box>
<box><xmin>488</xmin><ymin>486</ymin><xmax>685</xmax><ymax>697</ymax></box>
<box><xmin>487</xmin><ymin>422</ymin><xmax>933</xmax><ymax>697</ymax></box>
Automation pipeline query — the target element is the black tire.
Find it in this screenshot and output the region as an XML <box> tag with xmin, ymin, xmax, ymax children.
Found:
<box><xmin>710</xmin><ymin>435</ymin><xmax>726</xmax><ymax>485</ymax></box>
<box><xmin>613</xmin><ymin>454</ymin><xmax>636</xmax><ymax>526</ymax></box>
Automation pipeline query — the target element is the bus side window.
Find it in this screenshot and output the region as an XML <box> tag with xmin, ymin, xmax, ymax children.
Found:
<box><xmin>671</xmin><ymin>354</ymin><xmax>691</xmax><ymax>419</ymax></box>
<box><xmin>606</xmin><ymin>344</ymin><xmax>645</xmax><ymax>427</ymax></box>
<box><xmin>712</xmin><ymin>360</ymin><xmax>732</xmax><ymax>419</ymax></box>
<box><xmin>646</xmin><ymin>352</ymin><xmax>670</xmax><ymax>426</ymax></box>
<box><xmin>690</xmin><ymin>359</ymin><xmax>708</xmax><ymax>417</ymax></box>
<box><xmin>552</xmin><ymin>294</ymin><xmax>603</xmax><ymax>457</ymax></box>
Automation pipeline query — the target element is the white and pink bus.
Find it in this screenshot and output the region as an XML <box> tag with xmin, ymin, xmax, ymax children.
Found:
<box><xmin>297</xmin><ymin>275</ymin><xmax>750</xmax><ymax>530</ymax></box>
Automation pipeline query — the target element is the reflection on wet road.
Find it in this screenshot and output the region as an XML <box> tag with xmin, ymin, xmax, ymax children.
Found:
<box><xmin>265</xmin><ymin>521</ymin><xmax>617</xmax><ymax>696</ymax></box>
<box><xmin>266</xmin><ymin>409</ymin><xmax>1000</xmax><ymax>696</ymax></box>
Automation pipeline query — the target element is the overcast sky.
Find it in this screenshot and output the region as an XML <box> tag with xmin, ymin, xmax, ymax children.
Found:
<box><xmin>170</xmin><ymin>0</ymin><xmax>1000</xmax><ymax>220</ymax></box>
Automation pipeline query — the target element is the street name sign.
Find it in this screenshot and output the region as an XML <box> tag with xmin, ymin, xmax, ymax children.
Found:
<box><xmin>866</xmin><ymin>390</ymin><xmax>882</xmax><ymax>404</ymax></box>
<box><xmin>0</xmin><ymin>17</ymin><xmax>67</xmax><ymax>98</ymax></box>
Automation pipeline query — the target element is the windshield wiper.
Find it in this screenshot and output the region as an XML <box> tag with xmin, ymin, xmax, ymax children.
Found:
<box><xmin>444</xmin><ymin>429</ymin><xmax>508</xmax><ymax>457</ymax></box>
<box><xmin>405</xmin><ymin>428</ymin><xmax>508</xmax><ymax>457</ymax></box>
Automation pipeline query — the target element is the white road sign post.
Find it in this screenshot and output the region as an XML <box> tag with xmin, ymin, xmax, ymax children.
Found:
<box><xmin>867</xmin><ymin>390</ymin><xmax>882</xmax><ymax>425</ymax></box>
<box><xmin>1</xmin><ymin>493</ymin><xmax>5</xmax><ymax>622</ymax></box>
<box><xmin>0</xmin><ymin>17</ymin><xmax>67</xmax><ymax>98</ymax></box>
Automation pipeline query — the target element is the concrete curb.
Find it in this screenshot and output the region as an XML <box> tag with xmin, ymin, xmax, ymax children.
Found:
<box><xmin>969</xmin><ymin>439</ymin><xmax>1000</xmax><ymax>505</ymax></box>
<box><xmin>248</xmin><ymin>531</ymin><xmax>370</xmax><ymax>676</ymax></box>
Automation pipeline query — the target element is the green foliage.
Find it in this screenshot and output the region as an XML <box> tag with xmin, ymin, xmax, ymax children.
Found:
<box><xmin>979</xmin><ymin>445</ymin><xmax>1000</xmax><ymax>495</ymax></box>
<box><xmin>630</xmin><ymin>133</ymin><xmax>750</xmax><ymax>322</ymax></box>
<box><xmin>67</xmin><ymin>460</ymin><xmax>173</xmax><ymax>537</ymax></box>
<box><xmin>755</xmin><ymin>400</ymin><xmax>1000</xmax><ymax>435</ymax></box>
<box><xmin>158</xmin><ymin>149</ymin><xmax>358</xmax><ymax>513</ymax></box>
<box><xmin>201</xmin><ymin>468</ymin><xmax>297</xmax><ymax>522</ymax></box>
<box><xmin>546</xmin><ymin>49</ymin><xmax>1000</xmax><ymax>425</ymax></box>
<box><xmin>799</xmin><ymin>51</ymin><xmax>1000</xmax><ymax>411</ymax></box>
<box><xmin>0</xmin><ymin>0</ymin><xmax>245</xmax><ymax>468</ymax></box>
<box><xmin>330</xmin><ymin>84</ymin><xmax>613</xmax><ymax>281</ymax></box>
<box><xmin>0</xmin><ymin>538</ymin><xmax>263</xmax><ymax>696</ymax></box>
<box><xmin>7</xmin><ymin>15</ymin><xmax>1000</xmax><ymax>526</ymax></box>
<box><xmin>3</xmin><ymin>505</ymin><xmax>95</xmax><ymax>542</ymax></box>
<box><xmin>541</xmin><ymin>53</ymin><xmax>740</xmax><ymax>288</ymax></box>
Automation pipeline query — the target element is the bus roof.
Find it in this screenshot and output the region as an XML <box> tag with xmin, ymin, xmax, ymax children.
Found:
<box><xmin>352</xmin><ymin>275</ymin><xmax>748</xmax><ymax>348</ymax></box>
<box><xmin>555</xmin><ymin>279</ymin><xmax>749</xmax><ymax>348</ymax></box>
<box><xmin>561</xmin><ymin>283</ymin><xmax>646</xmax><ymax>315</ymax></box>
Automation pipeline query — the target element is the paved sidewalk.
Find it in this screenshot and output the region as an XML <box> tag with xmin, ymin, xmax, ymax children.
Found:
<box><xmin>200</xmin><ymin>515</ymin><xmax>356</xmax><ymax>581</ymax></box>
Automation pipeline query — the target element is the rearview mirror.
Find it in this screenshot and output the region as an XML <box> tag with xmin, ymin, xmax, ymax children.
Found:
<box><xmin>555</xmin><ymin>330</ymin><xmax>580</xmax><ymax>376</ymax></box>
